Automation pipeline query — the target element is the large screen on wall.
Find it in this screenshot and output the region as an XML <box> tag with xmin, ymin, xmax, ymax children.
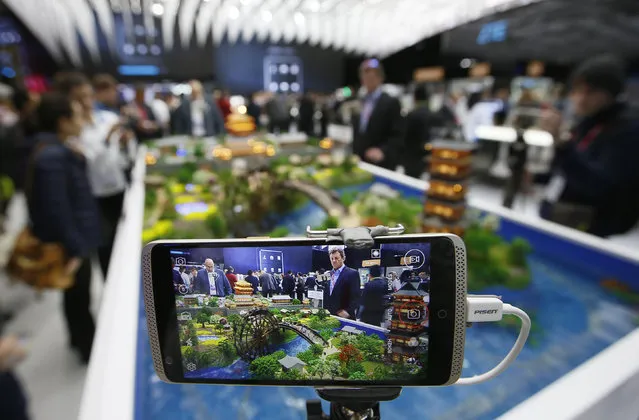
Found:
<box><xmin>89</xmin><ymin>14</ymin><xmax>215</xmax><ymax>79</ymax></box>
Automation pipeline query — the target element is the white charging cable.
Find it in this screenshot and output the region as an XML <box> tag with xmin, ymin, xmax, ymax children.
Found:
<box><xmin>455</xmin><ymin>295</ymin><xmax>531</xmax><ymax>385</ymax></box>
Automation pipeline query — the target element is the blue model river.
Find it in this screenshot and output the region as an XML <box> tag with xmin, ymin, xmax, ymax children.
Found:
<box><xmin>134</xmin><ymin>189</ymin><xmax>639</xmax><ymax>420</ymax></box>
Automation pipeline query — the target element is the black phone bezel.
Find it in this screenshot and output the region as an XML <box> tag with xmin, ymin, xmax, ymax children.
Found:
<box><xmin>149</xmin><ymin>235</ymin><xmax>459</xmax><ymax>386</ymax></box>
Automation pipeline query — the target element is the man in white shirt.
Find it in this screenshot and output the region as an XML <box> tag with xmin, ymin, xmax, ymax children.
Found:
<box><xmin>58</xmin><ymin>73</ymin><xmax>133</xmax><ymax>279</ymax></box>
<box><xmin>463</xmin><ymin>84</ymin><xmax>510</xmax><ymax>142</ymax></box>
<box><xmin>151</xmin><ymin>91</ymin><xmax>171</xmax><ymax>135</ymax></box>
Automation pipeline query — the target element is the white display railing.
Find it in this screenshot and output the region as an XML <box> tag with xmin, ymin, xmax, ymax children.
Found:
<box><xmin>78</xmin><ymin>146</ymin><xmax>147</xmax><ymax>420</ymax></box>
<box><xmin>79</xmin><ymin>152</ymin><xmax>639</xmax><ymax>420</ymax></box>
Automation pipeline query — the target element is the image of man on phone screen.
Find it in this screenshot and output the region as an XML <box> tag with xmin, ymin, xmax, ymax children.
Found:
<box><xmin>194</xmin><ymin>259</ymin><xmax>232</xmax><ymax>296</ymax></box>
<box><xmin>322</xmin><ymin>248</ymin><xmax>360</xmax><ymax>319</ymax></box>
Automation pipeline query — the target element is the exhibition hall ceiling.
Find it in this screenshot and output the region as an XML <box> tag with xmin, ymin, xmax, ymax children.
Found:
<box><xmin>442</xmin><ymin>0</ymin><xmax>639</xmax><ymax>63</ymax></box>
<box><xmin>4</xmin><ymin>0</ymin><xmax>541</xmax><ymax>67</ymax></box>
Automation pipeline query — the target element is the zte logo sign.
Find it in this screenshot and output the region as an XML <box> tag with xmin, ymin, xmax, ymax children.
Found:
<box><xmin>474</xmin><ymin>309</ymin><xmax>498</xmax><ymax>315</ymax></box>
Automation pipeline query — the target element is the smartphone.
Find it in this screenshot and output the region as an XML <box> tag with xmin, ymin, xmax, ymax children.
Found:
<box><xmin>142</xmin><ymin>234</ymin><xmax>467</xmax><ymax>386</ymax></box>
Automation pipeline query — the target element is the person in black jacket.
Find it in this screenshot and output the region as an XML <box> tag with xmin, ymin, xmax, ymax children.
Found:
<box><xmin>245</xmin><ymin>270</ymin><xmax>260</xmax><ymax>294</ymax></box>
<box><xmin>540</xmin><ymin>55</ymin><xmax>639</xmax><ymax>237</ymax></box>
<box><xmin>171</xmin><ymin>80</ymin><xmax>225</xmax><ymax>137</ymax></box>
<box><xmin>27</xmin><ymin>93</ymin><xmax>102</xmax><ymax>363</ymax></box>
<box><xmin>282</xmin><ymin>270</ymin><xmax>296</xmax><ymax>299</ymax></box>
<box><xmin>403</xmin><ymin>84</ymin><xmax>443</xmax><ymax>178</ymax></box>
<box><xmin>358</xmin><ymin>266</ymin><xmax>388</xmax><ymax>327</ymax></box>
<box><xmin>351</xmin><ymin>59</ymin><xmax>403</xmax><ymax>170</ymax></box>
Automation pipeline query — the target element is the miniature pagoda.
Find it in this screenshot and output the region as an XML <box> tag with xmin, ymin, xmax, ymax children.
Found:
<box><xmin>233</xmin><ymin>279</ymin><xmax>256</xmax><ymax>307</ymax></box>
<box><xmin>423</xmin><ymin>142</ymin><xmax>474</xmax><ymax>237</ymax></box>
<box><xmin>387</xmin><ymin>281</ymin><xmax>429</xmax><ymax>363</ymax></box>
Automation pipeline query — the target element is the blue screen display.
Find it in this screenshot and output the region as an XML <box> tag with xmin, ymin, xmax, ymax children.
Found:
<box><xmin>477</xmin><ymin>20</ymin><xmax>508</xmax><ymax>45</ymax></box>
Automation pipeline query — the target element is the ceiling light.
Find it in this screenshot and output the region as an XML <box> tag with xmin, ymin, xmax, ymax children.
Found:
<box><xmin>228</xmin><ymin>6</ymin><xmax>240</xmax><ymax>20</ymax></box>
<box><xmin>291</xmin><ymin>83</ymin><xmax>300</xmax><ymax>92</ymax></box>
<box><xmin>460</xmin><ymin>58</ymin><xmax>471</xmax><ymax>68</ymax></box>
<box><xmin>151</xmin><ymin>3</ymin><xmax>164</xmax><ymax>16</ymax></box>
<box><xmin>306</xmin><ymin>0</ymin><xmax>321</xmax><ymax>12</ymax></box>
<box><xmin>269</xmin><ymin>82</ymin><xmax>278</xmax><ymax>92</ymax></box>
<box><xmin>280</xmin><ymin>82</ymin><xmax>289</xmax><ymax>92</ymax></box>
<box><xmin>261</xmin><ymin>10</ymin><xmax>272</xmax><ymax>22</ymax></box>
<box><xmin>294</xmin><ymin>12</ymin><xmax>305</xmax><ymax>25</ymax></box>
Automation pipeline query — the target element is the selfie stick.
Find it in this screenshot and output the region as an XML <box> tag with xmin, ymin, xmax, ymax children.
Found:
<box><xmin>305</xmin><ymin>224</ymin><xmax>405</xmax><ymax>420</ymax></box>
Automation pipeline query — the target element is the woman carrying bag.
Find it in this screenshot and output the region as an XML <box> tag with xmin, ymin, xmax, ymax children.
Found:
<box><xmin>10</xmin><ymin>93</ymin><xmax>102</xmax><ymax>363</ymax></box>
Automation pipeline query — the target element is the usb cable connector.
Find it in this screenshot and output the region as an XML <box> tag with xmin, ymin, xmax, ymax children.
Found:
<box><xmin>466</xmin><ymin>295</ymin><xmax>504</xmax><ymax>322</ymax></box>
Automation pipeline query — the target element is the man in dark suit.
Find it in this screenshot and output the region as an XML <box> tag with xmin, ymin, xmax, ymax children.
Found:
<box><xmin>403</xmin><ymin>84</ymin><xmax>443</xmax><ymax>178</ymax></box>
<box><xmin>258</xmin><ymin>269</ymin><xmax>276</xmax><ymax>298</ymax></box>
<box><xmin>304</xmin><ymin>272</ymin><xmax>317</xmax><ymax>297</ymax></box>
<box><xmin>193</xmin><ymin>258</ymin><xmax>232</xmax><ymax>296</ymax></box>
<box><xmin>282</xmin><ymin>270</ymin><xmax>296</xmax><ymax>299</ymax></box>
<box><xmin>246</xmin><ymin>270</ymin><xmax>260</xmax><ymax>294</ymax></box>
<box><xmin>358</xmin><ymin>266</ymin><xmax>389</xmax><ymax>327</ymax></box>
<box><xmin>171</xmin><ymin>80</ymin><xmax>225</xmax><ymax>137</ymax></box>
<box><xmin>351</xmin><ymin>59</ymin><xmax>403</xmax><ymax>170</ymax></box>
<box><xmin>171</xmin><ymin>258</ymin><xmax>184</xmax><ymax>292</ymax></box>
<box><xmin>323</xmin><ymin>248</ymin><xmax>361</xmax><ymax>319</ymax></box>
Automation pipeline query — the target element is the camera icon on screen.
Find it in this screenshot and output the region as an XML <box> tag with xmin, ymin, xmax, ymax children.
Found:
<box><xmin>407</xmin><ymin>309</ymin><xmax>421</xmax><ymax>320</ymax></box>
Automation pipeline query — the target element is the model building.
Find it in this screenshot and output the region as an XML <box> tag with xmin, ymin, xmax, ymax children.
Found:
<box><xmin>423</xmin><ymin>142</ymin><xmax>474</xmax><ymax>237</ymax></box>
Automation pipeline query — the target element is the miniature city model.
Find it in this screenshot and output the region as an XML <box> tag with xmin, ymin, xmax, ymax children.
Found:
<box><xmin>423</xmin><ymin>142</ymin><xmax>474</xmax><ymax>237</ymax></box>
<box><xmin>388</xmin><ymin>281</ymin><xmax>429</xmax><ymax>363</ymax></box>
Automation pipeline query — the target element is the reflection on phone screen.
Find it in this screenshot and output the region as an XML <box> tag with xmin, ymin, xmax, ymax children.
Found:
<box><xmin>169</xmin><ymin>242</ymin><xmax>431</xmax><ymax>382</ymax></box>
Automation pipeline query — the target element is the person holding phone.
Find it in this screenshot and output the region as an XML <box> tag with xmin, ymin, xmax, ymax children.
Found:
<box><xmin>27</xmin><ymin>93</ymin><xmax>102</xmax><ymax>363</ymax></box>
<box><xmin>323</xmin><ymin>247</ymin><xmax>360</xmax><ymax>319</ymax></box>
<box><xmin>55</xmin><ymin>72</ymin><xmax>133</xmax><ymax>280</ymax></box>
<box><xmin>539</xmin><ymin>55</ymin><xmax>639</xmax><ymax>237</ymax></box>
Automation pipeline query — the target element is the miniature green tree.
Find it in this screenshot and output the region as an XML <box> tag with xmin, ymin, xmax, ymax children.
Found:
<box><xmin>319</xmin><ymin>215</ymin><xmax>339</xmax><ymax>230</ymax></box>
<box><xmin>508</xmin><ymin>237</ymin><xmax>532</xmax><ymax>267</ymax></box>
<box><xmin>319</xmin><ymin>329</ymin><xmax>334</xmax><ymax>341</ymax></box>
<box><xmin>280</xmin><ymin>368</ymin><xmax>303</xmax><ymax>380</ymax></box>
<box><xmin>206</xmin><ymin>213</ymin><xmax>229</xmax><ymax>238</ymax></box>
<box><xmin>208</xmin><ymin>297</ymin><xmax>219</xmax><ymax>308</ymax></box>
<box><xmin>196</xmin><ymin>307</ymin><xmax>213</xmax><ymax>328</ymax></box>
<box><xmin>325</xmin><ymin>359</ymin><xmax>341</xmax><ymax>379</ymax></box>
<box><xmin>371</xmin><ymin>365</ymin><xmax>392</xmax><ymax>380</ymax></box>
<box><xmin>218</xmin><ymin>339</ymin><xmax>236</xmax><ymax>360</ymax></box>
<box><xmin>176</xmin><ymin>162</ymin><xmax>198</xmax><ymax>184</ymax></box>
<box><xmin>292</xmin><ymin>298</ymin><xmax>301</xmax><ymax>305</ymax></box>
<box><xmin>310</xmin><ymin>344</ymin><xmax>324</xmax><ymax>356</ymax></box>
<box><xmin>348</xmin><ymin>371</ymin><xmax>368</xmax><ymax>380</ymax></box>
<box><xmin>355</xmin><ymin>334</ymin><xmax>384</xmax><ymax>361</ymax></box>
<box><xmin>193</xmin><ymin>143</ymin><xmax>205</xmax><ymax>159</ymax></box>
<box><xmin>269</xmin><ymin>226</ymin><xmax>290</xmax><ymax>238</ymax></box>
<box><xmin>249</xmin><ymin>355</ymin><xmax>281</xmax><ymax>379</ymax></box>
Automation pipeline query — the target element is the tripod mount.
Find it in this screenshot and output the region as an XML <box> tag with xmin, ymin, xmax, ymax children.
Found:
<box><xmin>304</xmin><ymin>225</ymin><xmax>405</xmax><ymax>419</ymax></box>
<box><xmin>306</xmin><ymin>387</ymin><xmax>403</xmax><ymax>420</ymax></box>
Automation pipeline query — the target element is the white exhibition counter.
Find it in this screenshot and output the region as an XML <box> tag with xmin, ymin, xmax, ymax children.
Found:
<box><xmin>79</xmin><ymin>151</ymin><xmax>639</xmax><ymax>420</ymax></box>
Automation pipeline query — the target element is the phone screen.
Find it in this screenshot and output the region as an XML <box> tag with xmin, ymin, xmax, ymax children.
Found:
<box><xmin>167</xmin><ymin>241</ymin><xmax>433</xmax><ymax>383</ymax></box>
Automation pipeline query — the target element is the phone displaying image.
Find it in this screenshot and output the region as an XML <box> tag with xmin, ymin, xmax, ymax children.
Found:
<box><xmin>143</xmin><ymin>234</ymin><xmax>466</xmax><ymax>386</ymax></box>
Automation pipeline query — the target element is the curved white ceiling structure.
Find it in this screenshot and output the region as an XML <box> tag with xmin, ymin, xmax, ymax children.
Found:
<box><xmin>5</xmin><ymin>0</ymin><xmax>542</xmax><ymax>66</ymax></box>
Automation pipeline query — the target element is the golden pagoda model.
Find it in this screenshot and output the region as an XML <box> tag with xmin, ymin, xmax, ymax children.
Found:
<box><xmin>233</xmin><ymin>279</ymin><xmax>256</xmax><ymax>306</ymax></box>
<box><xmin>387</xmin><ymin>281</ymin><xmax>429</xmax><ymax>363</ymax></box>
<box><xmin>225</xmin><ymin>112</ymin><xmax>256</xmax><ymax>136</ymax></box>
<box><xmin>423</xmin><ymin>142</ymin><xmax>474</xmax><ymax>237</ymax></box>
